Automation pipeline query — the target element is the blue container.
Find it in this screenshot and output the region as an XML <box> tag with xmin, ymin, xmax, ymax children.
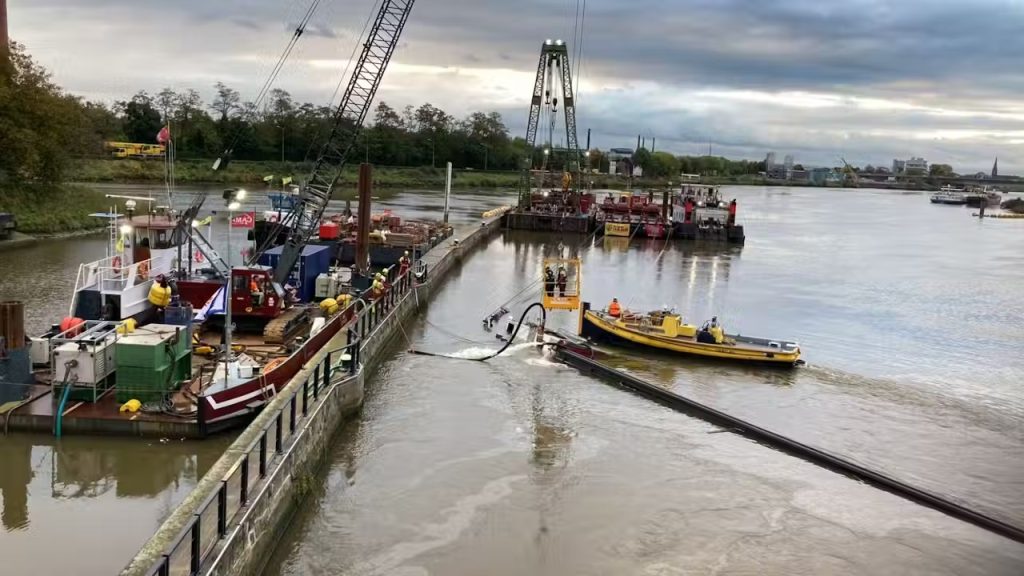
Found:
<box><xmin>164</xmin><ymin>303</ymin><xmax>194</xmax><ymax>329</ymax></box>
<box><xmin>0</xmin><ymin>347</ymin><xmax>31</xmax><ymax>404</ymax></box>
<box><xmin>258</xmin><ymin>244</ymin><xmax>332</xmax><ymax>303</ymax></box>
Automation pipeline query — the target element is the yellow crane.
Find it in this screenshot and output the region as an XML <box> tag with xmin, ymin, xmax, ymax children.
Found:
<box><xmin>839</xmin><ymin>157</ymin><xmax>859</xmax><ymax>186</ymax></box>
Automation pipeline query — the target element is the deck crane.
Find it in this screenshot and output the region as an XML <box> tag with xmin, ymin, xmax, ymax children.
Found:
<box><xmin>177</xmin><ymin>0</ymin><xmax>417</xmax><ymax>343</ymax></box>
<box><xmin>518</xmin><ymin>40</ymin><xmax>582</xmax><ymax>208</ymax></box>
<box><xmin>253</xmin><ymin>0</ymin><xmax>417</xmax><ymax>282</ymax></box>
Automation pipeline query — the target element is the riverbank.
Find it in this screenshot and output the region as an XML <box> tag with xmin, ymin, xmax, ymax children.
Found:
<box><xmin>0</xmin><ymin>185</ymin><xmax>112</xmax><ymax>235</ymax></box>
<box><xmin>69</xmin><ymin>158</ymin><xmax>684</xmax><ymax>189</ymax></box>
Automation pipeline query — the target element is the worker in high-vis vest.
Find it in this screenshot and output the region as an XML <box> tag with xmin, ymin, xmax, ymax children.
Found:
<box><xmin>148</xmin><ymin>275</ymin><xmax>172</xmax><ymax>308</ymax></box>
<box><xmin>608</xmin><ymin>298</ymin><xmax>621</xmax><ymax>317</ymax></box>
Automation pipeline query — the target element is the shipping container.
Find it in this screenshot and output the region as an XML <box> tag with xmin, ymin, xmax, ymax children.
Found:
<box><xmin>257</xmin><ymin>244</ymin><xmax>333</xmax><ymax>303</ymax></box>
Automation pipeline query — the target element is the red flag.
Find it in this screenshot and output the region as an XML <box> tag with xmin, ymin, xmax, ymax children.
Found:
<box><xmin>156</xmin><ymin>125</ymin><xmax>170</xmax><ymax>144</ymax></box>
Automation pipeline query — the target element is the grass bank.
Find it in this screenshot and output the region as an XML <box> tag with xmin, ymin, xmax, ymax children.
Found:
<box><xmin>0</xmin><ymin>185</ymin><xmax>111</xmax><ymax>234</ymax></box>
<box><xmin>69</xmin><ymin>158</ymin><xmax>684</xmax><ymax>189</ymax></box>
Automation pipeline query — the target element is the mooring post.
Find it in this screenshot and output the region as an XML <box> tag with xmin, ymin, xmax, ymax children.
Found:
<box><xmin>443</xmin><ymin>161</ymin><xmax>452</xmax><ymax>225</ymax></box>
<box><xmin>356</xmin><ymin>163</ymin><xmax>372</xmax><ymax>275</ymax></box>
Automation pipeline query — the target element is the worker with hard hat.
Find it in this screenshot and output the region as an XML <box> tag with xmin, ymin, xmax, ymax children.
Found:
<box><xmin>399</xmin><ymin>251</ymin><xmax>411</xmax><ymax>277</ymax></box>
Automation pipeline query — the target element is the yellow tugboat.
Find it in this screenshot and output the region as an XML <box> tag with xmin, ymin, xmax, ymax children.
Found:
<box><xmin>578</xmin><ymin>302</ymin><xmax>801</xmax><ymax>366</ymax></box>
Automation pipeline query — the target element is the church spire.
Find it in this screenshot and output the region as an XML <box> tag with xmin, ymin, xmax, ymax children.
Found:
<box><xmin>992</xmin><ymin>157</ymin><xmax>999</xmax><ymax>178</ymax></box>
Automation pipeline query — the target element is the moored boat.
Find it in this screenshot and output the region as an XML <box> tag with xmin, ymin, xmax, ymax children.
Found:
<box><xmin>577</xmin><ymin>302</ymin><xmax>801</xmax><ymax>365</ymax></box>
<box><xmin>931</xmin><ymin>186</ymin><xmax>967</xmax><ymax>205</ymax></box>
<box><xmin>963</xmin><ymin>186</ymin><xmax>1002</xmax><ymax>208</ymax></box>
<box><xmin>670</xmin><ymin>184</ymin><xmax>744</xmax><ymax>243</ymax></box>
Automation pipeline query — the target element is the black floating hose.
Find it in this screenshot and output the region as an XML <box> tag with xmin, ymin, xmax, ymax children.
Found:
<box><xmin>411</xmin><ymin>302</ymin><xmax>547</xmax><ymax>362</ymax></box>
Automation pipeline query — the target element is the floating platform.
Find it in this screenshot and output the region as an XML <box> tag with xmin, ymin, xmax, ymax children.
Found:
<box><xmin>5</xmin><ymin>383</ymin><xmax>203</xmax><ymax>437</ymax></box>
<box><xmin>504</xmin><ymin>211</ymin><xmax>594</xmax><ymax>233</ymax></box>
<box><xmin>674</xmin><ymin>222</ymin><xmax>745</xmax><ymax>243</ymax></box>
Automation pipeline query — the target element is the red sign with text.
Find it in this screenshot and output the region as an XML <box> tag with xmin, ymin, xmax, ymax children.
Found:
<box><xmin>230</xmin><ymin>211</ymin><xmax>255</xmax><ymax>229</ymax></box>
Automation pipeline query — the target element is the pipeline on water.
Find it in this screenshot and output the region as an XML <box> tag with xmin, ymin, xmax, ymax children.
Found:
<box><xmin>555</xmin><ymin>348</ymin><xmax>1024</xmax><ymax>545</ymax></box>
<box><xmin>409</xmin><ymin>302</ymin><xmax>548</xmax><ymax>362</ymax></box>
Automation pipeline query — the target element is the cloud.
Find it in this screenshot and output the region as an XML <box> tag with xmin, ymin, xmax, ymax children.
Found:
<box><xmin>8</xmin><ymin>0</ymin><xmax>1024</xmax><ymax>172</ymax></box>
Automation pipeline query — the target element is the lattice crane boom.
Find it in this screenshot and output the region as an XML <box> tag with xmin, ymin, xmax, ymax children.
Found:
<box><xmin>255</xmin><ymin>0</ymin><xmax>417</xmax><ymax>285</ymax></box>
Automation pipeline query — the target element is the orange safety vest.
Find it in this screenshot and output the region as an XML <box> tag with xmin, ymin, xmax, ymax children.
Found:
<box><xmin>609</xmin><ymin>301</ymin><xmax>621</xmax><ymax>317</ymax></box>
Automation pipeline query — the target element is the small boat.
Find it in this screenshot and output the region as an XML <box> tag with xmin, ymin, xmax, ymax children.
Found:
<box><xmin>578</xmin><ymin>302</ymin><xmax>801</xmax><ymax>365</ymax></box>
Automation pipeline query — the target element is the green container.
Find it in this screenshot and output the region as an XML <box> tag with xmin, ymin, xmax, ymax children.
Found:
<box><xmin>174</xmin><ymin>351</ymin><xmax>192</xmax><ymax>383</ymax></box>
<box><xmin>115</xmin><ymin>348</ymin><xmax>193</xmax><ymax>404</ymax></box>
<box><xmin>116</xmin><ymin>324</ymin><xmax>190</xmax><ymax>369</ymax></box>
<box><xmin>116</xmin><ymin>364</ymin><xmax>171</xmax><ymax>403</ymax></box>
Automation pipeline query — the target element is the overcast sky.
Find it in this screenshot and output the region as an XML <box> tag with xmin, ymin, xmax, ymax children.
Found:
<box><xmin>10</xmin><ymin>0</ymin><xmax>1024</xmax><ymax>172</ymax></box>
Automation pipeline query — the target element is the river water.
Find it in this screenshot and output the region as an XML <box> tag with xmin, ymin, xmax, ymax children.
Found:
<box><xmin>264</xmin><ymin>187</ymin><xmax>1024</xmax><ymax>576</ymax></box>
<box><xmin>1</xmin><ymin>185</ymin><xmax>1023</xmax><ymax>574</ymax></box>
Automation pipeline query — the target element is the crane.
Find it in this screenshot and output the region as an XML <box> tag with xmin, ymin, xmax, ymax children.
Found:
<box><xmin>518</xmin><ymin>39</ymin><xmax>581</xmax><ymax>208</ymax></box>
<box><xmin>191</xmin><ymin>0</ymin><xmax>417</xmax><ymax>343</ymax></box>
<box><xmin>252</xmin><ymin>0</ymin><xmax>417</xmax><ymax>283</ymax></box>
<box><xmin>839</xmin><ymin>157</ymin><xmax>859</xmax><ymax>186</ymax></box>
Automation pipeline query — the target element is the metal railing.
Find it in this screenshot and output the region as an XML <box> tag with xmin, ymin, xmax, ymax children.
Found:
<box><xmin>145</xmin><ymin>336</ymin><xmax>359</xmax><ymax>576</ymax></box>
<box><xmin>141</xmin><ymin>266</ymin><xmax>418</xmax><ymax>576</ymax></box>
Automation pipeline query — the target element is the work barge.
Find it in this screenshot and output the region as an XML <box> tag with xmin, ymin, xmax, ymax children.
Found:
<box><xmin>503</xmin><ymin>182</ymin><xmax>746</xmax><ymax>244</ymax></box>
<box><xmin>501</xmin><ymin>40</ymin><xmax>743</xmax><ymax>243</ymax></box>
<box><xmin>0</xmin><ymin>167</ymin><xmax>464</xmax><ymax>439</ymax></box>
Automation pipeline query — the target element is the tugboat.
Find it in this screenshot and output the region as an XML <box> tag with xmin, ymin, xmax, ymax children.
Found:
<box><xmin>577</xmin><ymin>301</ymin><xmax>801</xmax><ymax>366</ymax></box>
<box><xmin>670</xmin><ymin>184</ymin><xmax>745</xmax><ymax>244</ymax></box>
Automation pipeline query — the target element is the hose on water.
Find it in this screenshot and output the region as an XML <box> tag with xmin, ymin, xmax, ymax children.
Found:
<box><xmin>410</xmin><ymin>302</ymin><xmax>548</xmax><ymax>362</ymax></box>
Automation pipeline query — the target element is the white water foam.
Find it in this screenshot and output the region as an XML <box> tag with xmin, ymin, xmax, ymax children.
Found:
<box><xmin>444</xmin><ymin>341</ymin><xmax>541</xmax><ymax>360</ymax></box>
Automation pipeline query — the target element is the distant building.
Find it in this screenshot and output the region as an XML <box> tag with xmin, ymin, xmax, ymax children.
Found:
<box><xmin>992</xmin><ymin>157</ymin><xmax>999</xmax><ymax>178</ymax></box>
<box><xmin>905</xmin><ymin>157</ymin><xmax>928</xmax><ymax>174</ymax></box>
<box><xmin>790</xmin><ymin>169</ymin><xmax>809</xmax><ymax>182</ymax></box>
<box><xmin>891</xmin><ymin>157</ymin><xmax>927</xmax><ymax>175</ymax></box>
<box><xmin>607</xmin><ymin>148</ymin><xmax>634</xmax><ymax>176</ymax></box>
<box><xmin>765</xmin><ymin>152</ymin><xmax>777</xmax><ymax>169</ymax></box>
<box><xmin>974</xmin><ymin>171</ymin><xmax>988</xmax><ymax>179</ymax></box>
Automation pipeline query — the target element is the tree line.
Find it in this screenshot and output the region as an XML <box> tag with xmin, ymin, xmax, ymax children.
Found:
<box><xmin>2</xmin><ymin>42</ymin><xmax>768</xmax><ymax>188</ymax></box>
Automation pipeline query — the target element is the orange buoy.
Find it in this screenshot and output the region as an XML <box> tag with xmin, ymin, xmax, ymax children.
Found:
<box><xmin>60</xmin><ymin>316</ymin><xmax>84</xmax><ymax>337</ymax></box>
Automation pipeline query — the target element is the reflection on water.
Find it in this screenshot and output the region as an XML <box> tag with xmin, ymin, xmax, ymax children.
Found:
<box><xmin>0</xmin><ymin>433</ymin><xmax>230</xmax><ymax>575</ymax></box>
<box><xmin>0</xmin><ymin>440</ymin><xmax>31</xmax><ymax>531</ymax></box>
